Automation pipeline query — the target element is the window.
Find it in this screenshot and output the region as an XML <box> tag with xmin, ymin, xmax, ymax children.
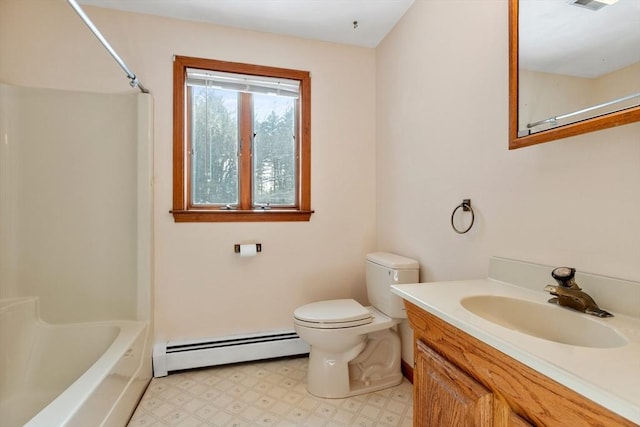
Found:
<box><xmin>172</xmin><ymin>56</ymin><xmax>312</xmax><ymax>222</ymax></box>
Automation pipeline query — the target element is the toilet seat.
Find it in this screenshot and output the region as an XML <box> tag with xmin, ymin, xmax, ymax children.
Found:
<box><xmin>294</xmin><ymin>299</ymin><xmax>373</xmax><ymax>329</ymax></box>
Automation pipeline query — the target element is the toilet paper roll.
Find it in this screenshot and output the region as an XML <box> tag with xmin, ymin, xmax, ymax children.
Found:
<box><xmin>239</xmin><ymin>244</ymin><xmax>257</xmax><ymax>257</ymax></box>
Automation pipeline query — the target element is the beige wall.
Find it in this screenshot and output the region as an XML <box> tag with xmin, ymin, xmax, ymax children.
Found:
<box><xmin>518</xmin><ymin>69</ymin><xmax>592</xmax><ymax>129</ymax></box>
<box><xmin>519</xmin><ymin>62</ymin><xmax>640</xmax><ymax>129</ymax></box>
<box><xmin>376</xmin><ymin>0</ymin><xmax>640</xmax><ymax>285</ymax></box>
<box><xmin>0</xmin><ymin>0</ymin><xmax>377</xmax><ymax>341</ymax></box>
<box><xmin>595</xmin><ymin>62</ymin><xmax>640</xmax><ymax>109</ymax></box>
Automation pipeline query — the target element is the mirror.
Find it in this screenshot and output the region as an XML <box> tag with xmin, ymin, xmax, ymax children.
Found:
<box><xmin>509</xmin><ymin>0</ymin><xmax>640</xmax><ymax>149</ymax></box>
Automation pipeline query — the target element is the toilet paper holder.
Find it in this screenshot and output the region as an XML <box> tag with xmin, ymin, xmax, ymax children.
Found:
<box><xmin>234</xmin><ymin>243</ymin><xmax>262</xmax><ymax>253</ymax></box>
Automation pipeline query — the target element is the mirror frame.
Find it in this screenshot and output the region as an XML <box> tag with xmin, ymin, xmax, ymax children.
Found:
<box><xmin>509</xmin><ymin>0</ymin><xmax>640</xmax><ymax>150</ymax></box>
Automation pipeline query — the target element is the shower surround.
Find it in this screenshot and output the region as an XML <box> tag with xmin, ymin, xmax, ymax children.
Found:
<box><xmin>0</xmin><ymin>83</ymin><xmax>153</xmax><ymax>426</ymax></box>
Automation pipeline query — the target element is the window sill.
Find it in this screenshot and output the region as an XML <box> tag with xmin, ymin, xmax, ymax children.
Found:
<box><xmin>171</xmin><ymin>209</ymin><xmax>314</xmax><ymax>223</ymax></box>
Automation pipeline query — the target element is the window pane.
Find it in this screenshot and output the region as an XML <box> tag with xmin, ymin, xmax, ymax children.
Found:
<box><xmin>190</xmin><ymin>86</ymin><xmax>238</xmax><ymax>205</ymax></box>
<box><xmin>252</xmin><ymin>94</ymin><xmax>296</xmax><ymax>206</ymax></box>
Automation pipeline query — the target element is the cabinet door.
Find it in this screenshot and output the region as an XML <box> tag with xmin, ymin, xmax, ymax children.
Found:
<box><xmin>494</xmin><ymin>399</ymin><xmax>534</xmax><ymax>427</ymax></box>
<box><xmin>509</xmin><ymin>412</ymin><xmax>533</xmax><ymax>427</ymax></box>
<box><xmin>415</xmin><ymin>340</ymin><xmax>493</xmax><ymax>426</ymax></box>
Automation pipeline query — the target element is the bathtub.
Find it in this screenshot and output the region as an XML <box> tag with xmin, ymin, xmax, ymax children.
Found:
<box><xmin>0</xmin><ymin>297</ymin><xmax>151</xmax><ymax>427</ymax></box>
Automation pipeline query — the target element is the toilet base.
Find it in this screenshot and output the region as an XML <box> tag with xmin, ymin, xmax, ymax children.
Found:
<box><xmin>344</xmin><ymin>371</ymin><xmax>404</xmax><ymax>397</ymax></box>
<box><xmin>306</xmin><ymin>328</ymin><xmax>403</xmax><ymax>399</ymax></box>
<box><xmin>307</xmin><ymin>361</ymin><xmax>403</xmax><ymax>399</ymax></box>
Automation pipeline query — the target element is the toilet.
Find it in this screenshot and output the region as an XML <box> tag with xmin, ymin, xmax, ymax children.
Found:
<box><xmin>293</xmin><ymin>252</ymin><xmax>419</xmax><ymax>398</ymax></box>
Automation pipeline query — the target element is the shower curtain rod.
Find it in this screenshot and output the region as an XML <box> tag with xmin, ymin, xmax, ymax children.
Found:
<box><xmin>526</xmin><ymin>92</ymin><xmax>639</xmax><ymax>130</ymax></box>
<box><xmin>66</xmin><ymin>0</ymin><xmax>149</xmax><ymax>93</ymax></box>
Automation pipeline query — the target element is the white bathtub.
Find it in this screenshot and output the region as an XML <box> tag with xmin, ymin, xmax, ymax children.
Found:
<box><xmin>0</xmin><ymin>297</ymin><xmax>151</xmax><ymax>427</ymax></box>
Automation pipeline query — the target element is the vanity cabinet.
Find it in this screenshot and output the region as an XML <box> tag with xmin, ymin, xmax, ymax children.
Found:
<box><xmin>405</xmin><ymin>301</ymin><xmax>635</xmax><ymax>427</ymax></box>
<box><xmin>415</xmin><ymin>340</ymin><xmax>495</xmax><ymax>426</ymax></box>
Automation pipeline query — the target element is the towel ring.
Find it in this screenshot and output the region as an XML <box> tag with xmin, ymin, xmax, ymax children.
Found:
<box><xmin>451</xmin><ymin>199</ymin><xmax>474</xmax><ymax>234</ymax></box>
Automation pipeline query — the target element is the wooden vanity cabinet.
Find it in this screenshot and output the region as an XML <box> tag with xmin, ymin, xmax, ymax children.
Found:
<box><xmin>405</xmin><ymin>301</ymin><xmax>636</xmax><ymax>427</ymax></box>
<box><xmin>415</xmin><ymin>340</ymin><xmax>496</xmax><ymax>426</ymax></box>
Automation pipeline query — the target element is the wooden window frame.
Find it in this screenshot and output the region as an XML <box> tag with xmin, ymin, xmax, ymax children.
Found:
<box><xmin>172</xmin><ymin>55</ymin><xmax>313</xmax><ymax>222</ymax></box>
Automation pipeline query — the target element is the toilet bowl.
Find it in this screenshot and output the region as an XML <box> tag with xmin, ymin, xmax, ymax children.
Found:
<box><xmin>293</xmin><ymin>252</ymin><xmax>419</xmax><ymax>398</ymax></box>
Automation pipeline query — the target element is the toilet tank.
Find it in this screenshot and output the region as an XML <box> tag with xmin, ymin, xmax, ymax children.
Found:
<box><xmin>365</xmin><ymin>252</ymin><xmax>419</xmax><ymax>318</ymax></box>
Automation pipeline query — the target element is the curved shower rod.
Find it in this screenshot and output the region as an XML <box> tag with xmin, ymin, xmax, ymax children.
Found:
<box><xmin>526</xmin><ymin>92</ymin><xmax>639</xmax><ymax>130</ymax></box>
<box><xmin>66</xmin><ymin>0</ymin><xmax>149</xmax><ymax>93</ymax></box>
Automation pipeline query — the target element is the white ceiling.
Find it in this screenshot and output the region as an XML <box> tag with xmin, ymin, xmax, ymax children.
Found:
<box><xmin>77</xmin><ymin>0</ymin><xmax>639</xmax><ymax>77</ymax></box>
<box><xmin>519</xmin><ymin>0</ymin><xmax>640</xmax><ymax>78</ymax></box>
<box><xmin>77</xmin><ymin>0</ymin><xmax>415</xmax><ymax>48</ymax></box>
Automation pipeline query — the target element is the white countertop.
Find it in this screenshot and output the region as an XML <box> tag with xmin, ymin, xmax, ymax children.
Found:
<box><xmin>392</xmin><ymin>278</ymin><xmax>640</xmax><ymax>424</ymax></box>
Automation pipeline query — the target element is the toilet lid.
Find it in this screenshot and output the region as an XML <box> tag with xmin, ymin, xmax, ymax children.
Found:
<box><xmin>294</xmin><ymin>299</ymin><xmax>373</xmax><ymax>326</ymax></box>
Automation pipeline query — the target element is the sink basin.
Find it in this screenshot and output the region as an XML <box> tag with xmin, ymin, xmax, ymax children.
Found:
<box><xmin>461</xmin><ymin>295</ymin><xmax>628</xmax><ymax>348</ymax></box>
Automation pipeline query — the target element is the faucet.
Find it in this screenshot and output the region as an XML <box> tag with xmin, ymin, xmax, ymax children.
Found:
<box><xmin>543</xmin><ymin>267</ymin><xmax>613</xmax><ymax>318</ymax></box>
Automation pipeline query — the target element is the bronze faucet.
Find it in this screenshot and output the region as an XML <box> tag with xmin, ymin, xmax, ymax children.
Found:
<box><xmin>544</xmin><ymin>267</ymin><xmax>613</xmax><ymax>318</ymax></box>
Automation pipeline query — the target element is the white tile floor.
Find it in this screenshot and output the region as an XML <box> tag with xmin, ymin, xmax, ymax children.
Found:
<box><xmin>128</xmin><ymin>357</ymin><xmax>413</xmax><ymax>427</ymax></box>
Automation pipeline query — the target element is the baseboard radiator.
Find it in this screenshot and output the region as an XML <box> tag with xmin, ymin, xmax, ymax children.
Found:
<box><xmin>152</xmin><ymin>330</ymin><xmax>309</xmax><ymax>377</ymax></box>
